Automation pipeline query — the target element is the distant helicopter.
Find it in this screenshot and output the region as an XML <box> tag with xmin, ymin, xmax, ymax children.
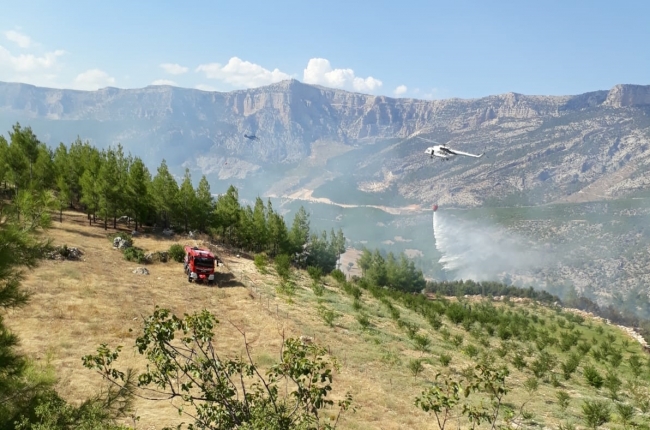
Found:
<box><xmin>416</xmin><ymin>136</ymin><xmax>484</xmax><ymax>161</ymax></box>
<box><xmin>244</xmin><ymin>134</ymin><xmax>259</xmax><ymax>141</ymax></box>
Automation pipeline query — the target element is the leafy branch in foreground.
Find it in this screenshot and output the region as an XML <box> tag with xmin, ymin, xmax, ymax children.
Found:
<box><xmin>415</xmin><ymin>363</ymin><xmax>509</xmax><ymax>430</ymax></box>
<box><xmin>83</xmin><ymin>307</ymin><xmax>353</xmax><ymax>429</ymax></box>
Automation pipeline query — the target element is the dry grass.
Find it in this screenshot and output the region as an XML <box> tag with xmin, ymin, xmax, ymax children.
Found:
<box><xmin>7</xmin><ymin>210</ymin><xmax>650</xmax><ymax>429</ymax></box>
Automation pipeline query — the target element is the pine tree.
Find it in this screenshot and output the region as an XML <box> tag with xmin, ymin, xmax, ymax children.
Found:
<box><xmin>289</xmin><ymin>206</ymin><xmax>310</xmax><ymax>255</ymax></box>
<box><xmin>266</xmin><ymin>199</ymin><xmax>289</xmax><ymax>256</ymax></box>
<box><xmin>67</xmin><ymin>138</ymin><xmax>92</xmax><ymax>206</ymax></box>
<box><xmin>96</xmin><ymin>148</ymin><xmax>120</xmax><ymax>230</ymax></box>
<box><xmin>112</xmin><ymin>143</ymin><xmax>130</xmax><ymax>228</ymax></box>
<box><xmin>32</xmin><ymin>144</ymin><xmax>55</xmax><ymax>191</ymax></box>
<box><xmin>0</xmin><ymin>136</ymin><xmax>8</xmax><ymax>190</ymax></box>
<box><xmin>126</xmin><ymin>157</ymin><xmax>151</xmax><ymax>231</ymax></box>
<box><xmin>8</xmin><ymin>123</ymin><xmax>40</xmax><ymax>188</ymax></box>
<box><xmin>252</xmin><ymin>197</ymin><xmax>268</xmax><ymax>252</ymax></box>
<box><xmin>195</xmin><ymin>175</ymin><xmax>213</xmax><ymax>232</ymax></box>
<box><xmin>0</xmin><ymin>196</ymin><xmax>53</xmax><ymax>423</ymax></box>
<box><xmin>151</xmin><ymin>159</ymin><xmax>179</xmax><ymax>230</ymax></box>
<box><xmin>237</xmin><ymin>205</ymin><xmax>255</xmax><ymax>250</ymax></box>
<box><xmin>214</xmin><ymin>185</ymin><xmax>240</xmax><ymax>244</ymax></box>
<box><xmin>357</xmin><ymin>247</ymin><xmax>373</xmax><ymax>276</ymax></box>
<box><xmin>79</xmin><ymin>148</ymin><xmax>102</xmax><ymax>225</ymax></box>
<box><xmin>178</xmin><ymin>168</ymin><xmax>197</xmax><ymax>233</ymax></box>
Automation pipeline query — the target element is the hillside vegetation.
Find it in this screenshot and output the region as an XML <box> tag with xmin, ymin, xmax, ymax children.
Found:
<box><xmin>7</xmin><ymin>211</ymin><xmax>650</xmax><ymax>429</ymax></box>
<box><xmin>2</xmin><ymin>123</ymin><xmax>650</xmax><ymax>429</ymax></box>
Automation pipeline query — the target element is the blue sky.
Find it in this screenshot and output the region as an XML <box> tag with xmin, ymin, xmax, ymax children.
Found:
<box><xmin>0</xmin><ymin>0</ymin><xmax>648</xmax><ymax>99</ymax></box>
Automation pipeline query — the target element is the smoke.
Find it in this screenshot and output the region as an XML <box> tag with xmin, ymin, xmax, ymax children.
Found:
<box><xmin>433</xmin><ymin>210</ymin><xmax>554</xmax><ymax>282</ymax></box>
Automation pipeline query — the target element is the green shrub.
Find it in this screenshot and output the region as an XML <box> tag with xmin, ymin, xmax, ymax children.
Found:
<box><xmin>512</xmin><ymin>352</ymin><xmax>526</xmax><ymax>370</ymax></box>
<box><xmin>413</xmin><ymin>334</ymin><xmax>431</xmax><ymax>353</ymax></box>
<box><xmin>581</xmin><ymin>400</ymin><xmax>610</xmax><ymax>429</ymax></box>
<box><xmin>561</xmin><ymin>352</ymin><xmax>581</xmax><ymax>380</ymax></box>
<box><xmin>583</xmin><ymin>365</ymin><xmax>604</xmax><ymax>388</ymax></box>
<box><xmin>524</xmin><ymin>377</ymin><xmax>539</xmax><ymax>394</ymax></box>
<box><xmin>254</xmin><ymin>254</ymin><xmax>268</xmax><ymax>273</ymax></box>
<box><xmin>408</xmin><ymin>359</ymin><xmax>424</xmax><ymax>379</ymax></box>
<box><xmin>168</xmin><ymin>244</ymin><xmax>185</xmax><ymax>262</ymax></box>
<box><xmin>58</xmin><ymin>244</ymin><xmax>70</xmax><ymax>258</ymax></box>
<box><xmin>427</xmin><ymin>313</ymin><xmax>442</xmax><ymax>330</ymax></box>
<box><xmin>356</xmin><ymin>314</ymin><xmax>370</xmax><ymax>330</ymax></box>
<box><xmin>398</xmin><ymin>320</ymin><xmax>419</xmax><ymax>339</ymax></box>
<box><xmin>464</xmin><ymin>344</ymin><xmax>479</xmax><ymax>358</ymax></box>
<box><xmin>311</xmin><ymin>281</ymin><xmax>324</xmax><ymax>297</ymax></box>
<box><xmin>341</xmin><ymin>282</ymin><xmax>362</xmax><ymax>299</ymax></box>
<box><xmin>277</xmin><ymin>280</ymin><xmax>296</xmax><ymax>297</ymax></box>
<box><xmin>109</xmin><ymin>231</ymin><xmax>132</xmax><ymax>243</ymax></box>
<box><xmin>274</xmin><ymin>254</ymin><xmax>292</xmax><ymax>280</ymax></box>
<box><xmin>318</xmin><ymin>306</ymin><xmax>338</xmax><ymax>327</ymax></box>
<box><xmin>451</xmin><ymin>334</ymin><xmax>463</xmax><ymax>348</ymax></box>
<box><xmin>556</xmin><ymin>390</ymin><xmax>571</xmax><ymax>411</ymax></box>
<box><xmin>439</xmin><ymin>353</ymin><xmax>452</xmax><ymax>366</ymax></box>
<box><xmin>307</xmin><ymin>266</ymin><xmax>323</xmax><ymax>282</ymax></box>
<box><xmin>330</xmin><ymin>269</ymin><xmax>345</xmax><ymax>284</ymax></box>
<box><xmin>123</xmin><ymin>247</ymin><xmax>146</xmax><ymax>264</ymax></box>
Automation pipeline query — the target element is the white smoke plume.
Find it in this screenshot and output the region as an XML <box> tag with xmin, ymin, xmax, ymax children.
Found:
<box><xmin>433</xmin><ymin>210</ymin><xmax>554</xmax><ymax>282</ymax></box>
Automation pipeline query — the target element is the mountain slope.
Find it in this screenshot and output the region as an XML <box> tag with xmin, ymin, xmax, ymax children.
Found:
<box><xmin>1</xmin><ymin>80</ymin><xmax>649</xmax><ymax>206</ymax></box>
<box><xmin>11</xmin><ymin>212</ymin><xmax>650</xmax><ymax>429</ymax></box>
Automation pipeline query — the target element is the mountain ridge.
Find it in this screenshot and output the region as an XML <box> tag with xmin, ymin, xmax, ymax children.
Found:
<box><xmin>1</xmin><ymin>79</ymin><xmax>649</xmax><ymax>207</ymax></box>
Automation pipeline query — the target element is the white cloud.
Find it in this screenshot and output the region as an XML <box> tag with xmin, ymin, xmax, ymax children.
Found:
<box><xmin>195</xmin><ymin>84</ymin><xmax>217</xmax><ymax>92</ymax></box>
<box><xmin>4</xmin><ymin>30</ymin><xmax>32</xmax><ymax>48</ymax></box>
<box><xmin>0</xmin><ymin>45</ymin><xmax>65</xmax><ymax>72</ymax></box>
<box><xmin>196</xmin><ymin>57</ymin><xmax>291</xmax><ymax>88</ymax></box>
<box><xmin>160</xmin><ymin>63</ymin><xmax>188</xmax><ymax>75</ymax></box>
<box><xmin>303</xmin><ymin>58</ymin><xmax>382</xmax><ymax>93</ymax></box>
<box><xmin>394</xmin><ymin>84</ymin><xmax>408</xmax><ymax>96</ymax></box>
<box><xmin>151</xmin><ymin>79</ymin><xmax>176</xmax><ymax>86</ymax></box>
<box><xmin>74</xmin><ymin>69</ymin><xmax>116</xmax><ymax>90</ymax></box>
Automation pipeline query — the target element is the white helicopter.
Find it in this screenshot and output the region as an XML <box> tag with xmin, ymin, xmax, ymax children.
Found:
<box><xmin>418</xmin><ymin>137</ymin><xmax>484</xmax><ymax>161</ymax></box>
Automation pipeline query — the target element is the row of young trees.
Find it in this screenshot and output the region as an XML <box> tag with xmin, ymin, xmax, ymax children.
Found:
<box><xmin>0</xmin><ymin>123</ymin><xmax>347</xmax><ymax>273</ymax></box>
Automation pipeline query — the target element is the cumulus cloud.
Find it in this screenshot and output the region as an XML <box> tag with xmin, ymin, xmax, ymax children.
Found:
<box><xmin>74</xmin><ymin>68</ymin><xmax>116</xmax><ymax>90</ymax></box>
<box><xmin>393</xmin><ymin>84</ymin><xmax>408</xmax><ymax>96</ymax></box>
<box><xmin>0</xmin><ymin>45</ymin><xmax>65</xmax><ymax>72</ymax></box>
<box><xmin>4</xmin><ymin>30</ymin><xmax>32</xmax><ymax>48</ymax></box>
<box><xmin>151</xmin><ymin>79</ymin><xmax>176</xmax><ymax>86</ymax></box>
<box><xmin>160</xmin><ymin>63</ymin><xmax>188</xmax><ymax>75</ymax></box>
<box><xmin>303</xmin><ymin>58</ymin><xmax>382</xmax><ymax>93</ymax></box>
<box><xmin>196</xmin><ymin>57</ymin><xmax>291</xmax><ymax>88</ymax></box>
<box><xmin>195</xmin><ymin>84</ymin><xmax>217</xmax><ymax>92</ymax></box>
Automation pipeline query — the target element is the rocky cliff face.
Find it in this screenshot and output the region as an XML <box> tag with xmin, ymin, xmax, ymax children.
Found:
<box><xmin>604</xmin><ymin>84</ymin><xmax>650</xmax><ymax>108</ymax></box>
<box><xmin>0</xmin><ymin>80</ymin><xmax>649</xmax><ymax>206</ymax></box>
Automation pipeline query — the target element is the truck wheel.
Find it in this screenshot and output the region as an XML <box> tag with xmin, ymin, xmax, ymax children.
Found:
<box><xmin>188</xmin><ymin>275</ymin><xmax>192</xmax><ymax>283</ymax></box>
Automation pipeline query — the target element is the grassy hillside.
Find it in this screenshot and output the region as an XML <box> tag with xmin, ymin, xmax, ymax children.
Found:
<box><xmin>10</xmin><ymin>210</ymin><xmax>650</xmax><ymax>429</ymax></box>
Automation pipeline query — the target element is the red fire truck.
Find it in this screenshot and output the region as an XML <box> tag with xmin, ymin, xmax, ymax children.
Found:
<box><xmin>183</xmin><ymin>246</ymin><xmax>217</xmax><ymax>285</ymax></box>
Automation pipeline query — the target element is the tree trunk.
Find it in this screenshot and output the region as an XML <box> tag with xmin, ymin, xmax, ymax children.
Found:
<box><xmin>60</xmin><ymin>209</ymin><xmax>63</xmax><ymax>223</ymax></box>
<box><xmin>104</xmin><ymin>215</ymin><xmax>108</xmax><ymax>230</ymax></box>
<box><xmin>88</xmin><ymin>212</ymin><xmax>91</xmax><ymax>226</ymax></box>
<box><xmin>113</xmin><ymin>215</ymin><xmax>117</xmax><ymax>229</ymax></box>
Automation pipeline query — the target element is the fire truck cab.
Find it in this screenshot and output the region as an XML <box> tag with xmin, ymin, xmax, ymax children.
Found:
<box><xmin>183</xmin><ymin>246</ymin><xmax>217</xmax><ymax>285</ymax></box>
